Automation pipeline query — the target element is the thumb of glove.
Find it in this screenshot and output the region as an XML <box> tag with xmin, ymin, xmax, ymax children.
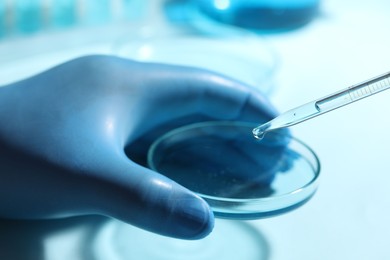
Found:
<box><xmin>87</xmin><ymin>154</ymin><xmax>214</xmax><ymax>240</ymax></box>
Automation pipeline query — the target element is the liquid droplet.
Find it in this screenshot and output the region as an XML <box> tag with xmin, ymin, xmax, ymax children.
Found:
<box><xmin>253</xmin><ymin>123</ymin><xmax>270</xmax><ymax>140</ymax></box>
<box><xmin>252</xmin><ymin>128</ymin><xmax>265</xmax><ymax>140</ymax></box>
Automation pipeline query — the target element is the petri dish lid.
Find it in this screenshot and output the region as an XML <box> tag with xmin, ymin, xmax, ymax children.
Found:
<box><xmin>148</xmin><ymin>121</ymin><xmax>320</xmax><ymax>220</ymax></box>
<box><xmin>113</xmin><ymin>28</ymin><xmax>278</xmax><ymax>95</ymax></box>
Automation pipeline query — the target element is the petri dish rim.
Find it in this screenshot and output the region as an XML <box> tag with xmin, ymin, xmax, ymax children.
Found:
<box><xmin>147</xmin><ymin>121</ymin><xmax>321</xmax><ymax>218</ymax></box>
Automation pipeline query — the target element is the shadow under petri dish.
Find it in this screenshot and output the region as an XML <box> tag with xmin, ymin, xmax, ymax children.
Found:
<box><xmin>93</xmin><ymin>219</ymin><xmax>270</xmax><ymax>260</ymax></box>
<box><xmin>148</xmin><ymin>121</ymin><xmax>320</xmax><ymax>219</ymax></box>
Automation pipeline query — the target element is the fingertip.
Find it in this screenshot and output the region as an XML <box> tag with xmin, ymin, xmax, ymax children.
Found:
<box><xmin>94</xmin><ymin>161</ymin><xmax>215</xmax><ymax>240</ymax></box>
<box><xmin>173</xmin><ymin>194</ymin><xmax>215</xmax><ymax>240</ymax></box>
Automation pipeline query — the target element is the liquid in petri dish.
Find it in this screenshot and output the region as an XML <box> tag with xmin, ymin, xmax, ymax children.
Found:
<box><xmin>197</xmin><ymin>0</ymin><xmax>320</xmax><ymax>32</ymax></box>
<box><xmin>153</xmin><ymin>135</ymin><xmax>316</xmax><ymax>199</ymax></box>
<box><xmin>154</xmin><ymin>139</ymin><xmax>274</xmax><ymax>198</ymax></box>
<box><xmin>152</xmin><ymin>131</ymin><xmax>306</xmax><ymax>199</ymax></box>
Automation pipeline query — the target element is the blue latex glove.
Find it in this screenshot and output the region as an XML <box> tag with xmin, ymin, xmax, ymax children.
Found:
<box><xmin>0</xmin><ymin>55</ymin><xmax>277</xmax><ymax>239</ymax></box>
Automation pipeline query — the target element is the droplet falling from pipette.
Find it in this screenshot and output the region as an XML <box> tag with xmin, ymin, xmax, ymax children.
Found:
<box><xmin>252</xmin><ymin>124</ymin><xmax>269</xmax><ymax>140</ymax></box>
<box><xmin>253</xmin><ymin>130</ymin><xmax>264</xmax><ymax>140</ymax></box>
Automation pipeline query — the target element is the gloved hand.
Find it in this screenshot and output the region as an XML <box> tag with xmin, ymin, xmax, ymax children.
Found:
<box><xmin>0</xmin><ymin>55</ymin><xmax>277</xmax><ymax>239</ymax></box>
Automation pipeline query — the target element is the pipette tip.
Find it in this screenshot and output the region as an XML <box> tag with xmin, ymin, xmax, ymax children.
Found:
<box><xmin>252</xmin><ymin>123</ymin><xmax>270</xmax><ymax>140</ymax></box>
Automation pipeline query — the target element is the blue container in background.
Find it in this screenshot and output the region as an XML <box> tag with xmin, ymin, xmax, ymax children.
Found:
<box><xmin>196</xmin><ymin>0</ymin><xmax>321</xmax><ymax>32</ymax></box>
<box><xmin>0</xmin><ymin>3</ymin><xmax>5</xmax><ymax>37</ymax></box>
<box><xmin>52</xmin><ymin>0</ymin><xmax>77</xmax><ymax>28</ymax></box>
<box><xmin>82</xmin><ymin>0</ymin><xmax>111</xmax><ymax>25</ymax></box>
<box><xmin>15</xmin><ymin>0</ymin><xmax>42</xmax><ymax>34</ymax></box>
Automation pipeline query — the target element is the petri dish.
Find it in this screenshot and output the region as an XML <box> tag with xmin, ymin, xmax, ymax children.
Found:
<box><xmin>148</xmin><ymin>121</ymin><xmax>320</xmax><ymax>220</ymax></box>
<box><xmin>193</xmin><ymin>0</ymin><xmax>321</xmax><ymax>33</ymax></box>
<box><xmin>163</xmin><ymin>0</ymin><xmax>320</xmax><ymax>34</ymax></box>
<box><xmin>113</xmin><ymin>28</ymin><xmax>278</xmax><ymax>95</ymax></box>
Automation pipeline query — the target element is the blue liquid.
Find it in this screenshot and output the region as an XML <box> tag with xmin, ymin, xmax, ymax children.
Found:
<box><xmin>197</xmin><ymin>0</ymin><xmax>320</xmax><ymax>32</ymax></box>
<box><xmin>15</xmin><ymin>0</ymin><xmax>42</xmax><ymax>33</ymax></box>
<box><xmin>83</xmin><ymin>0</ymin><xmax>111</xmax><ymax>25</ymax></box>
<box><xmin>52</xmin><ymin>0</ymin><xmax>77</xmax><ymax>28</ymax></box>
<box><xmin>0</xmin><ymin>4</ymin><xmax>5</xmax><ymax>37</ymax></box>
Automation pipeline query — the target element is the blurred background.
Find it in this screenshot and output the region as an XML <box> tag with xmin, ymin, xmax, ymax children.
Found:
<box><xmin>1</xmin><ymin>0</ymin><xmax>390</xmax><ymax>259</ymax></box>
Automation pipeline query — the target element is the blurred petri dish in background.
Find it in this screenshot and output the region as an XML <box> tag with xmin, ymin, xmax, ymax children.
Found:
<box><xmin>165</xmin><ymin>0</ymin><xmax>321</xmax><ymax>33</ymax></box>
<box><xmin>148</xmin><ymin>121</ymin><xmax>320</xmax><ymax>220</ymax></box>
<box><xmin>93</xmin><ymin>219</ymin><xmax>270</xmax><ymax>260</ymax></box>
<box><xmin>113</xmin><ymin>29</ymin><xmax>278</xmax><ymax>95</ymax></box>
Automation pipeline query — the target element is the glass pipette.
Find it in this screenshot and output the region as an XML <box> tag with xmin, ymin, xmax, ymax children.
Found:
<box><xmin>253</xmin><ymin>71</ymin><xmax>390</xmax><ymax>139</ymax></box>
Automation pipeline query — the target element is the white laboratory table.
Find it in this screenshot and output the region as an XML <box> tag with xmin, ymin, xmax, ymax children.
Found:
<box><xmin>1</xmin><ymin>1</ymin><xmax>390</xmax><ymax>259</ymax></box>
<box><xmin>257</xmin><ymin>1</ymin><xmax>390</xmax><ymax>260</ymax></box>
<box><xmin>256</xmin><ymin>1</ymin><xmax>390</xmax><ymax>259</ymax></box>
